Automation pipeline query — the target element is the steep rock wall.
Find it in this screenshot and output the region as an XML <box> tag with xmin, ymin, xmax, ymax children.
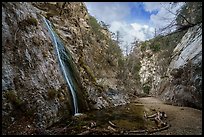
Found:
<box><xmin>137</xmin><ymin>24</ymin><xmax>202</xmax><ymax>109</ymax></box>
<box><xmin>159</xmin><ymin>23</ymin><xmax>202</xmax><ymax>109</ymax></box>
<box><xmin>2</xmin><ymin>2</ymin><xmax>76</xmax><ymax>131</ymax></box>
<box><xmin>2</xmin><ymin>2</ymin><xmax>129</xmax><ymax>133</ymax></box>
<box><xmin>139</xmin><ymin>49</ymin><xmax>162</xmax><ymax>96</ymax></box>
<box><xmin>32</xmin><ymin>2</ymin><xmax>129</xmax><ymax>109</ymax></box>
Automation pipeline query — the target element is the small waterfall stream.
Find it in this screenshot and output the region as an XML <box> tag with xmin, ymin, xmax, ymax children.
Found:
<box><xmin>43</xmin><ymin>17</ymin><xmax>81</xmax><ymax>115</ymax></box>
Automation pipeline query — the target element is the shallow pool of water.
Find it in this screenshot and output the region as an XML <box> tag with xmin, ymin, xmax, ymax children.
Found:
<box><xmin>47</xmin><ymin>102</ymin><xmax>158</xmax><ymax>134</ymax></box>
<box><xmin>83</xmin><ymin>103</ymin><xmax>156</xmax><ymax>131</ymax></box>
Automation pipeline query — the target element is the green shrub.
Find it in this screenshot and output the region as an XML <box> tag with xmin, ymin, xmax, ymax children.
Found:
<box><xmin>47</xmin><ymin>88</ymin><xmax>58</xmax><ymax>100</ymax></box>
<box><xmin>107</xmin><ymin>39</ymin><xmax>122</xmax><ymax>57</ymax></box>
<box><xmin>176</xmin><ymin>2</ymin><xmax>202</xmax><ymax>26</ymax></box>
<box><xmin>42</xmin><ymin>51</ymin><xmax>49</xmax><ymax>58</ymax></box>
<box><xmin>46</xmin><ymin>11</ymin><xmax>58</xmax><ymax>19</ymax></box>
<box><xmin>4</xmin><ymin>90</ymin><xmax>16</xmax><ymax>102</ymax></box>
<box><xmin>4</xmin><ymin>90</ymin><xmax>24</xmax><ymax>107</ymax></box>
<box><xmin>26</xmin><ymin>17</ymin><xmax>38</xmax><ymax>26</ymax></box>
<box><xmin>132</xmin><ymin>63</ymin><xmax>141</xmax><ymax>81</ymax></box>
<box><xmin>150</xmin><ymin>44</ymin><xmax>160</xmax><ymax>52</ymax></box>
<box><xmin>25</xmin><ymin>108</ymin><xmax>36</xmax><ymax>116</ymax></box>
<box><xmin>81</xmin><ymin>61</ymin><xmax>97</xmax><ymax>83</ymax></box>
<box><xmin>133</xmin><ymin>62</ymin><xmax>141</xmax><ymax>72</ymax></box>
<box><xmin>18</xmin><ymin>17</ymin><xmax>38</xmax><ymax>30</ymax></box>
<box><xmin>140</xmin><ymin>42</ymin><xmax>147</xmax><ymax>52</ymax></box>
<box><xmin>118</xmin><ymin>57</ymin><xmax>125</xmax><ymax>68</ymax></box>
<box><xmin>142</xmin><ymin>84</ymin><xmax>151</xmax><ymax>94</ymax></box>
<box><xmin>88</xmin><ymin>15</ymin><xmax>101</xmax><ymax>31</ymax></box>
<box><xmin>88</xmin><ymin>15</ymin><xmax>106</xmax><ymax>41</ymax></box>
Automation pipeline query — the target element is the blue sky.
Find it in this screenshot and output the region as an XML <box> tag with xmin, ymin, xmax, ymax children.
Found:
<box><xmin>85</xmin><ymin>2</ymin><xmax>184</xmax><ymax>54</ymax></box>
<box><xmin>127</xmin><ymin>2</ymin><xmax>158</xmax><ymax>24</ymax></box>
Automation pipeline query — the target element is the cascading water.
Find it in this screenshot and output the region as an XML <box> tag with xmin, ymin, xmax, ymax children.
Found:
<box><xmin>43</xmin><ymin>17</ymin><xmax>82</xmax><ymax>116</ymax></box>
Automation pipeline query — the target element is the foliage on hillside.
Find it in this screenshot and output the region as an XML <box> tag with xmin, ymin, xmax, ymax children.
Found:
<box><xmin>79</xmin><ymin>14</ymin><xmax>124</xmax><ymax>93</ymax></box>
<box><xmin>81</xmin><ymin>2</ymin><xmax>201</xmax><ymax>96</ymax></box>
<box><xmin>88</xmin><ymin>15</ymin><xmax>105</xmax><ymax>40</ymax></box>
<box><xmin>176</xmin><ymin>2</ymin><xmax>202</xmax><ymax>27</ymax></box>
<box><xmin>124</xmin><ymin>24</ymin><xmax>187</xmax><ymax>96</ymax></box>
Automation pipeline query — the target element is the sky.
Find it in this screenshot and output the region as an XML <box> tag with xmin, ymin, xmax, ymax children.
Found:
<box><xmin>84</xmin><ymin>2</ymin><xmax>185</xmax><ymax>55</ymax></box>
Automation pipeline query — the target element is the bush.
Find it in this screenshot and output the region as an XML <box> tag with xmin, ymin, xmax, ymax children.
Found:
<box><xmin>142</xmin><ymin>84</ymin><xmax>151</xmax><ymax>94</ymax></box>
<box><xmin>88</xmin><ymin>15</ymin><xmax>109</xmax><ymax>43</ymax></box>
<box><xmin>18</xmin><ymin>17</ymin><xmax>38</xmax><ymax>30</ymax></box>
<box><xmin>133</xmin><ymin>62</ymin><xmax>141</xmax><ymax>72</ymax></box>
<box><xmin>47</xmin><ymin>88</ymin><xmax>58</xmax><ymax>100</ymax></box>
<box><xmin>46</xmin><ymin>12</ymin><xmax>56</xmax><ymax>19</ymax></box>
<box><xmin>108</xmin><ymin>40</ymin><xmax>122</xmax><ymax>54</ymax></box>
<box><xmin>26</xmin><ymin>17</ymin><xmax>38</xmax><ymax>26</ymax></box>
<box><xmin>4</xmin><ymin>90</ymin><xmax>24</xmax><ymax>108</ymax></box>
<box><xmin>176</xmin><ymin>2</ymin><xmax>202</xmax><ymax>26</ymax></box>
<box><xmin>88</xmin><ymin>15</ymin><xmax>101</xmax><ymax>31</ymax></box>
<box><xmin>118</xmin><ymin>57</ymin><xmax>125</xmax><ymax>68</ymax></box>
<box><xmin>45</xmin><ymin>8</ymin><xmax>61</xmax><ymax>19</ymax></box>
<box><xmin>81</xmin><ymin>62</ymin><xmax>97</xmax><ymax>83</ymax></box>
<box><xmin>133</xmin><ymin>63</ymin><xmax>141</xmax><ymax>81</ymax></box>
<box><xmin>150</xmin><ymin>44</ymin><xmax>160</xmax><ymax>52</ymax></box>
<box><xmin>140</xmin><ymin>42</ymin><xmax>147</xmax><ymax>52</ymax></box>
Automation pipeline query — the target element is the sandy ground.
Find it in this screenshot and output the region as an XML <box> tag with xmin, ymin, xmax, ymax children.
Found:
<box><xmin>137</xmin><ymin>97</ymin><xmax>202</xmax><ymax>135</ymax></box>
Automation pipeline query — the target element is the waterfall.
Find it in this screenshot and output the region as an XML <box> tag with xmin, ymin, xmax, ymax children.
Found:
<box><xmin>43</xmin><ymin>17</ymin><xmax>81</xmax><ymax>115</ymax></box>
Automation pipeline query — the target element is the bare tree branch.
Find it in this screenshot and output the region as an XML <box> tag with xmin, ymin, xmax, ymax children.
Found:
<box><xmin>156</xmin><ymin>2</ymin><xmax>202</xmax><ymax>37</ymax></box>
<box><xmin>160</xmin><ymin>3</ymin><xmax>194</xmax><ymax>26</ymax></box>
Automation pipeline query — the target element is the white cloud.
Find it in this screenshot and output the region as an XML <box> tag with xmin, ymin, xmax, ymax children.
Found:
<box><xmin>143</xmin><ymin>2</ymin><xmax>163</xmax><ymax>12</ymax></box>
<box><xmin>85</xmin><ymin>2</ymin><xmax>130</xmax><ymax>24</ymax></box>
<box><xmin>110</xmin><ymin>21</ymin><xmax>154</xmax><ymax>42</ymax></box>
<box><xmin>84</xmin><ymin>2</ymin><xmax>184</xmax><ymax>54</ymax></box>
<box><xmin>143</xmin><ymin>2</ymin><xmax>185</xmax><ymax>34</ymax></box>
<box><xmin>85</xmin><ymin>2</ymin><xmax>156</xmax><ymax>54</ymax></box>
<box><xmin>109</xmin><ymin>21</ymin><xmax>154</xmax><ymax>55</ymax></box>
<box><xmin>130</xmin><ymin>22</ymin><xmax>155</xmax><ymax>42</ymax></box>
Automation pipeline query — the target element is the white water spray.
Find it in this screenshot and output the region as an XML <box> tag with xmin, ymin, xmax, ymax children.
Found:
<box><xmin>43</xmin><ymin>17</ymin><xmax>80</xmax><ymax>115</ymax></box>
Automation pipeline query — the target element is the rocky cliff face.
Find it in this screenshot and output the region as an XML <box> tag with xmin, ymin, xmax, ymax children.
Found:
<box><xmin>159</xmin><ymin>23</ymin><xmax>202</xmax><ymax>109</ymax></box>
<box><xmin>2</xmin><ymin>2</ymin><xmax>129</xmax><ymax>133</ymax></box>
<box><xmin>2</xmin><ymin>2</ymin><xmax>76</xmax><ymax>132</ymax></box>
<box><xmin>32</xmin><ymin>2</ymin><xmax>129</xmax><ymax>110</ymax></box>
<box><xmin>139</xmin><ymin>49</ymin><xmax>162</xmax><ymax>96</ymax></box>
<box><xmin>3</xmin><ymin>2</ymin><xmax>201</xmax><ymax>135</ymax></box>
<box><xmin>135</xmin><ymin>2</ymin><xmax>202</xmax><ymax>109</ymax></box>
<box><xmin>135</xmin><ymin>23</ymin><xmax>202</xmax><ymax>109</ymax></box>
<box><xmin>134</xmin><ymin>30</ymin><xmax>185</xmax><ymax>96</ymax></box>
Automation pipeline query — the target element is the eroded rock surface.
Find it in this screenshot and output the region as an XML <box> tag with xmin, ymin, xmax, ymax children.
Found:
<box><xmin>159</xmin><ymin>23</ymin><xmax>202</xmax><ymax>109</ymax></box>
<box><xmin>2</xmin><ymin>2</ymin><xmax>130</xmax><ymax>133</ymax></box>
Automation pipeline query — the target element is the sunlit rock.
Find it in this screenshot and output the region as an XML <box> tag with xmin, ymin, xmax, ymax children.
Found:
<box><xmin>160</xmin><ymin>23</ymin><xmax>202</xmax><ymax>109</ymax></box>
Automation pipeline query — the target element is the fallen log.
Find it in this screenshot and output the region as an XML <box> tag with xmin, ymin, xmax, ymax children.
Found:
<box><xmin>77</xmin><ymin>130</ymin><xmax>90</xmax><ymax>135</ymax></box>
<box><xmin>77</xmin><ymin>128</ymin><xmax>119</xmax><ymax>135</ymax></box>
<box><xmin>127</xmin><ymin>129</ymin><xmax>147</xmax><ymax>133</ymax></box>
<box><xmin>148</xmin><ymin>124</ymin><xmax>170</xmax><ymax>134</ymax></box>
<box><xmin>108</xmin><ymin>121</ymin><xmax>117</xmax><ymax>128</ymax></box>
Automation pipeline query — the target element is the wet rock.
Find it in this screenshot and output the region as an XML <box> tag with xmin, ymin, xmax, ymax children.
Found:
<box><xmin>2</xmin><ymin>2</ymin><xmax>130</xmax><ymax>134</ymax></box>
<box><xmin>93</xmin><ymin>96</ymin><xmax>109</xmax><ymax>110</ymax></box>
<box><xmin>2</xmin><ymin>2</ymin><xmax>72</xmax><ymax>130</ymax></box>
